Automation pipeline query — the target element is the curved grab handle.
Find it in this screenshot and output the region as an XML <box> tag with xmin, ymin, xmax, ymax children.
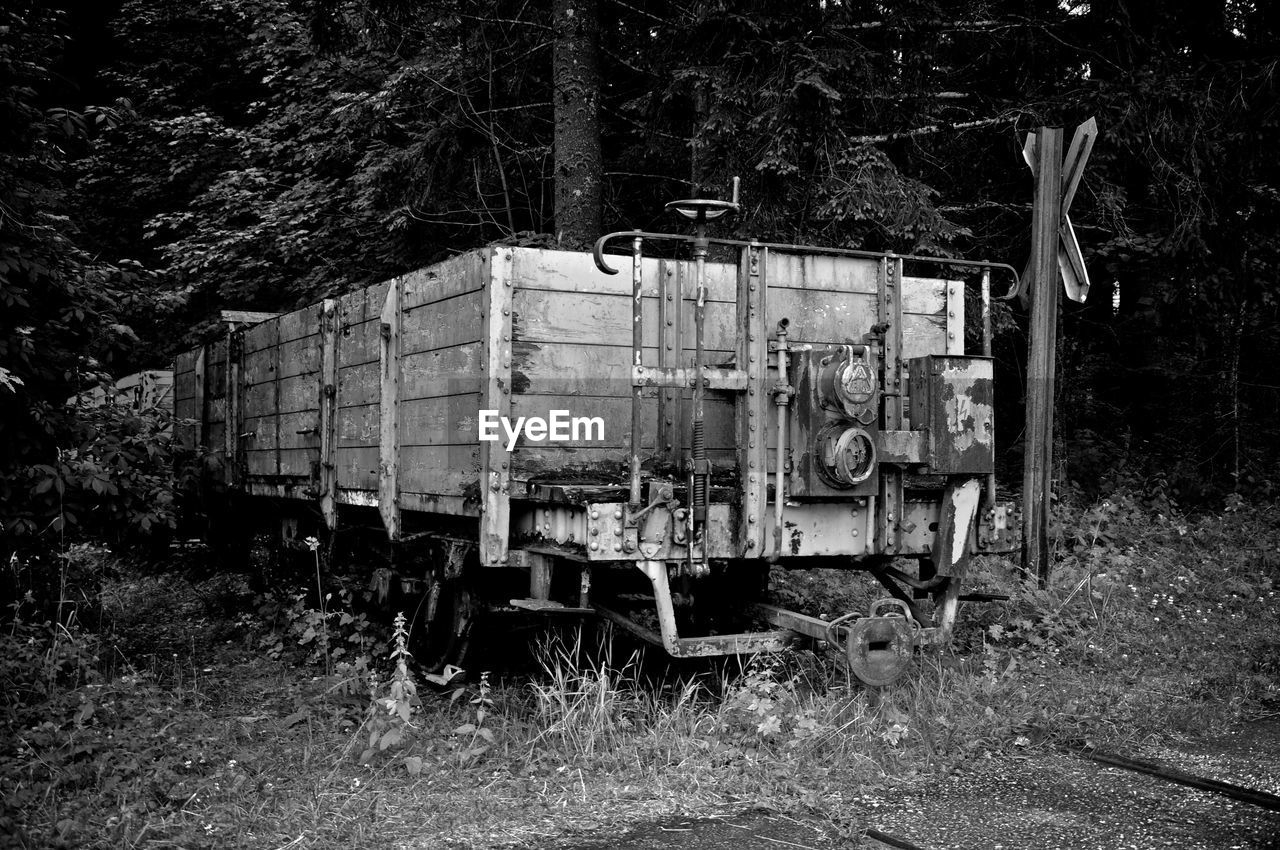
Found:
<box><xmin>592</xmin><ymin>230</ymin><xmax>698</xmax><ymax>275</ymax></box>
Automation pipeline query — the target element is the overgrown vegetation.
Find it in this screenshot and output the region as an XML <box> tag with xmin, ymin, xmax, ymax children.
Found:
<box><xmin>2</xmin><ymin>491</ymin><xmax>1276</xmax><ymax>847</ymax></box>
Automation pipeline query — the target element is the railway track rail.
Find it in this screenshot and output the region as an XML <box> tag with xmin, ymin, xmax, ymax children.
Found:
<box><xmin>860</xmin><ymin>742</ymin><xmax>1280</xmax><ymax>849</ymax></box>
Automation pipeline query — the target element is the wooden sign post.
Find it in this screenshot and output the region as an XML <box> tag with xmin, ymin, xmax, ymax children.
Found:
<box><xmin>1020</xmin><ymin>119</ymin><xmax>1096</xmax><ymax>585</ymax></box>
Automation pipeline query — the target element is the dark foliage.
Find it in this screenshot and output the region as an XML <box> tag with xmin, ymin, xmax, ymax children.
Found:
<box><xmin>2</xmin><ymin>0</ymin><xmax>1279</xmax><ymax>556</ymax></box>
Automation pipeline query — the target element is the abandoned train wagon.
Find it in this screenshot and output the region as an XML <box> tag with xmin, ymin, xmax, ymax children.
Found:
<box><xmin>175</xmin><ymin>238</ymin><xmax>1021</xmax><ymax>685</ymax></box>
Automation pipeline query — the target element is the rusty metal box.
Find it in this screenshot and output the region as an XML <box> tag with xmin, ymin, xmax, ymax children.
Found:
<box><xmin>908</xmin><ymin>355</ymin><xmax>994</xmax><ymax>475</ymax></box>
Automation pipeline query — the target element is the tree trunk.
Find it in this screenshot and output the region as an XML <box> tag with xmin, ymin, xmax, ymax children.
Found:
<box><xmin>552</xmin><ymin>0</ymin><xmax>602</xmax><ymax>249</ymax></box>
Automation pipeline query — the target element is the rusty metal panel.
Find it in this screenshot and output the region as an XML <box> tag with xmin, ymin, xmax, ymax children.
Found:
<box><xmin>908</xmin><ymin>355</ymin><xmax>995</xmax><ymax>475</ymax></box>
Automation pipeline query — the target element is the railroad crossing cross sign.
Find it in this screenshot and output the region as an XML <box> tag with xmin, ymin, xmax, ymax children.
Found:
<box><xmin>1017</xmin><ymin>117</ymin><xmax>1097</xmax><ymax>303</ymax></box>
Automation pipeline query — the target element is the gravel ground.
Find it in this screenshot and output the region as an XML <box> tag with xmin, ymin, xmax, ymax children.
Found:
<box><xmin>1137</xmin><ymin>718</ymin><xmax>1280</xmax><ymax>798</ymax></box>
<box><xmin>553</xmin><ymin>721</ymin><xmax>1280</xmax><ymax>849</ymax></box>
<box><xmin>857</xmin><ymin>749</ymin><xmax>1279</xmax><ymax>849</ymax></box>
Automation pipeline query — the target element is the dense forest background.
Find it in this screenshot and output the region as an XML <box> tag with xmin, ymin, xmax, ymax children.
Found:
<box><xmin>2</xmin><ymin>0</ymin><xmax>1279</xmax><ymax>549</ymax></box>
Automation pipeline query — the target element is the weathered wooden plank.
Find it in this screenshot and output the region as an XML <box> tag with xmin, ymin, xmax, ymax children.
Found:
<box><xmin>902</xmin><ymin>312</ymin><xmax>949</xmax><ymax>360</ymax></box>
<box><xmin>337</xmin><ymin>405</ymin><xmax>379</xmax><ymax>447</ymax></box>
<box><xmin>766</xmin><ymin>288</ymin><xmax>879</xmax><ymax>346</ymax></box>
<box><xmin>401</xmin><ymin>343</ymin><xmax>484</xmax><ymax>400</ymax></box>
<box><xmin>402</xmin><ymin>253</ymin><xmax>485</xmax><ymax>309</ymax></box>
<box><xmin>242</xmin><ymin>381</ymin><xmax>276</xmax><ymax>417</ymax></box>
<box><xmin>225</xmin><ymin>329</ymin><xmax>242</xmax><ymax>487</ymax></box>
<box><xmin>174</xmin><ymin>370</ymin><xmax>196</xmax><ymax>403</ymax></box>
<box><xmin>338</xmin><ymin>319</ymin><xmax>379</xmax><ymax>368</ymax></box>
<box><xmin>193</xmin><ymin>345</ymin><xmax>207</xmax><ymax>448</ymax></box>
<box><xmin>206</xmin><ymin>338</ymin><xmax>227</xmax><ymax>368</ymax></box>
<box><xmin>378</xmin><ymin>278</ymin><xmax>402</xmax><ymax>539</ymax></box>
<box><xmin>901</xmin><ymin>276</ymin><xmax>949</xmax><ymax>315</ymax></box>
<box><xmin>399</xmin><ymin>394</ymin><xmax>484</xmax><ymax>447</ymax></box>
<box><xmin>207</xmin><ymin>421</ymin><xmax>226</xmax><ymax>453</ymax></box>
<box><xmin>278</xmin><ymin>306</ymin><xmax>317</xmax><ymax>344</ymax></box>
<box><xmin>361</xmin><ymin>282</ymin><xmax>390</xmax><ymax>322</ymax></box>
<box><xmin>174</xmin><ymin>350</ymin><xmax>198</xmax><ymax>374</ymax></box>
<box><xmin>277</xmin><ymin>336</ymin><xmax>321</xmax><ymax>379</ymax></box>
<box><xmin>278</xmin><ymin>410</ymin><xmax>320</xmax><ymax>450</ymax></box>
<box><xmin>242</xmin><ymin>415</ymin><xmax>279</xmax><ymax>450</ymax></box>
<box><xmin>479</xmin><ymin>248</ymin><xmax>512</xmax><ymax>566</ymax></box>
<box><xmin>336</xmin><ymin>446</ymin><xmax>379</xmax><ymax>491</ymax></box>
<box><xmin>242</xmin><ymin>320</ymin><xmax>280</xmax><ymax>355</ymax></box>
<box><xmin>400</xmin><ymin>445</ymin><xmax>483</xmax><ymax>494</ymax></box>
<box><xmin>278</xmin><ymin>373</ymin><xmax>320</xmax><ymax>414</ymax></box>
<box><xmin>220</xmin><ymin>309</ymin><xmax>280</xmax><ymax>327</ymax></box>
<box><xmin>245</xmin><ymin>450</ymin><xmax>277</xmax><ymax>476</ymax></box>
<box><xmin>205</xmin><ymin>397</ymin><xmax>227</xmax><ymax>424</ymax></box>
<box><xmin>401</xmin><ymin>293</ymin><xmax>484</xmax><ymax>355</ymax></box>
<box><xmin>338</xmin><ymin>287</ymin><xmax>367</xmax><ymax>325</ymax></box>
<box><xmin>515</xmin><ymin>288</ymin><xmax>747</xmax><ymax>354</ymax></box>
<box><xmin>766</xmin><ymin>252</ymin><xmax>880</xmax><ymax>294</ymax></box>
<box><xmin>279</xmin><ymin>448</ymin><xmax>314</xmax><ymax>478</ymax></box>
<box><xmin>338</xmin><ymin>362</ymin><xmax>380</xmax><ymax>408</ymax></box>
<box><xmin>242</xmin><ymin>347</ymin><xmax>277</xmax><ymax>386</ymax></box>
<box><xmin>318</xmin><ymin>299</ymin><xmax>339</xmax><ymax>528</ymax></box>
<box><xmin>513</xmin><ymin>247</ymin><xmax>738</xmax><ymax>301</ymax></box>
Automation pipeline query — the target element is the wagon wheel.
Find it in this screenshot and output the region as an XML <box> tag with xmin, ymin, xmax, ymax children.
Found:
<box><xmin>411</xmin><ymin>571</ymin><xmax>477</xmax><ymax>678</ymax></box>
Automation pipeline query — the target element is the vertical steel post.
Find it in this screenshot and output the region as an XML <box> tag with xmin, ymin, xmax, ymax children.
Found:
<box><xmin>689</xmin><ymin>217</ymin><xmax>710</xmax><ymax>547</ymax></box>
<box><xmin>981</xmin><ymin>268</ymin><xmax>996</xmax><ymax>514</ymax></box>
<box><xmin>629</xmin><ymin>237</ymin><xmax>644</xmax><ymax>506</ymax></box>
<box><xmin>1023</xmin><ymin>127</ymin><xmax>1063</xmax><ymax>585</ymax></box>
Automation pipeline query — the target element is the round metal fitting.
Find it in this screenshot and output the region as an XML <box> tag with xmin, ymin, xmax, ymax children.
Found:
<box><xmin>815</xmin><ymin>423</ymin><xmax>877</xmax><ymax>488</ymax></box>
<box><xmin>846</xmin><ymin>615</ymin><xmax>913</xmax><ymax>687</ymax></box>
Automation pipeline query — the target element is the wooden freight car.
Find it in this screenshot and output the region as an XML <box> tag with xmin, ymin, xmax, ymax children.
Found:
<box><xmin>175</xmin><ymin>215</ymin><xmax>1021</xmax><ymax>684</ymax></box>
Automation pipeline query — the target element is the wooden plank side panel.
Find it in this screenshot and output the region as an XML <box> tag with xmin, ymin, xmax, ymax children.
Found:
<box><xmin>512</xmin><ymin>247</ymin><xmax>740</xmax><ymax>302</ymax></box>
<box><xmin>400</xmin><ymin>445</ymin><xmax>482</xmax><ymax>494</ymax></box>
<box><xmin>243</xmin><ymin>319</ymin><xmax>280</xmax><ymax>355</ymax></box>
<box><xmin>767</xmin><ymin>252</ymin><xmax>880</xmax><ymax>294</ymax></box>
<box><xmin>339</xmin><ymin>319</ymin><xmax>379</xmax><ymax>368</ymax></box>
<box><xmin>901</xmin><ymin>313</ymin><xmax>949</xmax><ymax>361</ymax></box>
<box><xmin>174</xmin><ymin>370</ymin><xmax>197</xmax><ymax>406</ymax></box>
<box><xmin>512</xmin><ymin>289</ymin><xmax>739</xmax><ymax>352</ymax></box>
<box><xmin>401</xmin><ymin>394</ymin><xmax>483</xmax><ymax>447</ymax></box>
<box><xmin>402</xmin><ymin>252</ymin><xmax>485</xmax><ymax>309</ymax></box>
<box><xmin>401</xmin><ymin>292</ymin><xmax>484</xmax><ymax>356</ymax></box>
<box><xmin>278</xmin><ymin>372</ymin><xmax>320</xmax><ymax>415</ymax></box>
<box><xmin>277</xmin><ymin>335</ymin><xmax>320</xmax><ymax>379</ymax></box>
<box><xmin>338</xmin><ymin>362</ymin><xmax>379</xmax><ymax>409</ymax></box>
<box><xmin>242</xmin><ymin>346</ymin><xmax>277</xmax><ymax>387</ymax></box>
<box><xmin>336</xmin><ymin>446</ymin><xmax>379</xmax><ymax>492</ymax></box>
<box><xmin>243</xmin><ymin>415</ymin><xmax>279</xmax><ymax>451</ymax></box>
<box><xmin>766</xmin><ymin>288</ymin><xmax>879</xmax><ymax>346</ymax></box>
<box><xmin>278</xmin><ymin>304</ymin><xmax>319</xmax><ymax>344</ymax></box>
<box><xmin>246</xmin><ymin>450</ymin><xmax>277</xmax><ymax>476</ymax></box>
<box><xmin>401</xmin><ymin>343</ymin><xmax>484</xmax><ymax>401</ymax></box>
<box><xmin>337</xmin><ymin>404</ymin><xmax>379</xmax><ymax>448</ymax></box>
